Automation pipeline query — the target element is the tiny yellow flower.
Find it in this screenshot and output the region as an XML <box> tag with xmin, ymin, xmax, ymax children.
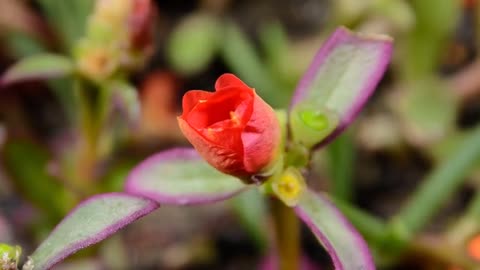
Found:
<box><xmin>272</xmin><ymin>167</ymin><xmax>306</xmax><ymax>207</ymax></box>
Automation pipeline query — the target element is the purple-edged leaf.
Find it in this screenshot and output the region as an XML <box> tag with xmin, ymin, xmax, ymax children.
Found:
<box><xmin>28</xmin><ymin>193</ymin><xmax>158</xmax><ymax>270</ymax></box>
<box><xmin>125</xmin><ymin>148</ymin><xmax>248</xmax><ymax>205</ymax></box>
<box><xmin>0</xmin><ymin>53</ymin><xmax>74</xmax><ymax>87</ymax></box>
<box><xmin>294</xmin><ymin>189</ymin><xmax>375</xmax><ymax>270</ymax></box>
<box><xmin>289</xmin><ymin>27</ymin><xmax>393</xmax><ymax>148</ymax></box>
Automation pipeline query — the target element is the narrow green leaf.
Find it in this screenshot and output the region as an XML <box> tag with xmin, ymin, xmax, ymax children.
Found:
<box><xmin>28</xmin><ymin>193</ymin><xmax>158</xmax><ymax>270</ymax></box>
<box><xmin>36</xmin><ymin>0</ymin><xmax>93</xmax><ymax>49</ymax></box>
<box><xmin>4</xmin><ymin>31</ymin><xmax>45</xmax><ymax>57</ymax></box>
<box><xmin>395</xmin><ymin>125</ymin><xmax>480</xmax><ymax>237</ymax></box>
<box><xmin>331</xmin><ymin>198</ymin><xmax>388</xmax><ymax>244</ymax></box>
<box><xmin>125</xmin><ymin>148</ymin><xmax>248</xmax><ymax>205</ymax></box>
<box><xmin>1</xmin><ymin>53</ymin><xmax>74</xmax><ymax>87</ymax></box>
<box><xmin>221</xmin><ymin>22</ymin><xmax>289</xmax><ymax>108</ymax></box>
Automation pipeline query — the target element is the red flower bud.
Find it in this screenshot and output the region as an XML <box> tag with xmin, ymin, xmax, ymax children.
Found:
<box><xmin>129</xmin><ymin>0</ymin><xmax>154</xmax><ymax>51</ymax></box>
<box><xmin>178</xmin><ymin>74</ymin><xmax>281</xmax><ymax>182</ymax></box>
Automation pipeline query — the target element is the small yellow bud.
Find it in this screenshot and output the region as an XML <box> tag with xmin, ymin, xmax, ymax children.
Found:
<box><xmin>0</xmin><ymin>244</ymin><xmax>21</xmax><ymax>270</ymax></box>
<box><xmin>76</xmin><ymin>41</ymin><xmax>119</xmax><ymax>82</ymax></box>
<box><xmin>272</xmin><ymin>167</ymin><xmax>306</xmax><ymax>207</ymax></box>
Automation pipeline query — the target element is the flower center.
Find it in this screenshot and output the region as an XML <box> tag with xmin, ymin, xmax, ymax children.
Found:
<box><xmin>229</xmin><ymin>111</ymin><xmax>241</xmax><ymax>126</ymax></box>
<box><xmin>187</xmin><ymin>90</ymin><xmax>253</xmax><ymax>130</ymax></box>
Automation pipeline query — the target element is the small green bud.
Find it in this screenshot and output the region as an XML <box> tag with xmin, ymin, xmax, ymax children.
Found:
<box><xmin>299</xmin><ymin>110</ymin><xmax>329</xmax><ymax>131</ymax></box>
<box><xmin>0</xmin><ymin>244</ymin><xmax>21</xmax><ymax>270</ymax></box>
<box><xmin>289</xmin><ymin>103</ymin><xmax>340</xmax><ymax>149</ymax></box>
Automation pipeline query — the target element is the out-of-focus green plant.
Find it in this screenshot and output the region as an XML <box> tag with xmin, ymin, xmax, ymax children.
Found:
<box><xmin>0</xmin><ymin>0</ymin><xmax>155</xmax><ymax>226</ymax></box>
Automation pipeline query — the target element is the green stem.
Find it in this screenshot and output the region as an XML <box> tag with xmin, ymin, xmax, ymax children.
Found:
<box><xmin>270</xmin><ymin>198</ymin><xmax>300</xmax><ymax>270</ymax></box>
<box><xmin>393</xmin><ymin>125</ymin><xmax>480</xmax><ymax>240</ymax></box>
<box><xmin>73</xmin><ymin>79</ymin><xmax>111</xmax><ymax>189</ymax></box>
<box><xmin>327</xmin><ymin>132</ymin><xmax>355</xmax><ymax>201</ymax></box>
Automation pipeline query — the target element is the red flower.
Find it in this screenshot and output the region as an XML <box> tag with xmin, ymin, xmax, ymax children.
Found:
<box><xmin>178</xmin><ymin>74</ymin><xmax>281</xmax><ymax>181</ymax></box>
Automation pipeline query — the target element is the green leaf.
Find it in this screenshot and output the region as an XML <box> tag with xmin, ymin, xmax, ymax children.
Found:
<box><xmin>4</xmin><ymin>31</ymin><xmax>46</xmax><ymax>57</ymax></box>
<box><xmin>36</xmin><ymin>0</ymin><xmax>94</xmax><ymax>49</ymax></box>
<box><xmin>0</xmin><ymin>53</ymin><xmax>74</xmax><ymax>86</ymax></box>
<box><xmin>395</xmin><ymin>124</ymin><xmax>480</xmax><ymax>236</ymax></box>
<box><xmin>125</xmin><ymin>148</ymin><xmax>248</xmax><ymax>205</ymax></box>
<box><xmin>289</xmin><ymin>27</ymin><xmax>393</xmax><ymax>149</ymax></box>
<box><xmin>294</xmin><ymin>189</ymin><xmax>374</xmax><ymax>270</ymax></box>
<box><xmin>28</xmin><ymin>193</ymin><xmax>158</xmax><ymax>270</ymax></box>
<box><xmin>221</xmin><ymin>22</ymin><xmax>289</xmax><ymax>108</ymax></box>
<box><xmin>167</xmin><ymin>13</ymin><xmax>221</xmax><ymax>75</ymax></box>
<box><xmin>259</xmin><ymin>22</ymin><xmax>298</xmax><ymax>91</ymax></box>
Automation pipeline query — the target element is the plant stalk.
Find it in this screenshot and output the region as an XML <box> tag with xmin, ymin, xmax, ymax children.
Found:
<box><xmin>270</xmin><ymin>198</ymin><xmax>300</xmax><ymax>270</ymax></box>
<box><xmin>73</xmin><ymin>79</ymin><xmax>110</xmax><ymax>190</ymax></box>
<box><xmin>327</xmin><ymin>132</ymin><xmax>355</xmax><ymax>202</ymax></box>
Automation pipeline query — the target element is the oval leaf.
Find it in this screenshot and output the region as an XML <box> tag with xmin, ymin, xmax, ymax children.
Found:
<box><xmin>28</xmin><ymin>193</ymin><xmax>158</xmax><ymax>270</ymax></box>
<box><xmin>290</xmin><ymin>27</ymin><xmax>393</xmax><ymax>148</ymax></box>
<box><xmin>167</xmin><ymin>13</ymin><xmax>221</xmax><ymax>75</ymax></box>
<box><xmin>0</xmin><ymin>53</ymin><xmax>74</xmax><ymax>87</ymax></box>
<box><xmin>125</xmin><ymin>148</ymin><xmax>248</xmax><ymax>205</ymax></box>
<box><xmin>294</xmin><ymin>190</ymin><xmax>375</xmax><ymax>270</ymax></box>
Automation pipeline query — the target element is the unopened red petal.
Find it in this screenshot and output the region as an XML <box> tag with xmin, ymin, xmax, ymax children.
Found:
<box><xmin>215</xmin><ymin>73</ymin><xmax>250</xmax><ymax>90</ymax></box>
<box><xmin>182</xmin><ymin>90</ymin><xmax>213</xmax><ymax>115</ymax></box>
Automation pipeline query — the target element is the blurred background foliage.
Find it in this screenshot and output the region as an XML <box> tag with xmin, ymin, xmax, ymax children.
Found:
<box><xmin>1</xmin><ymin>0</ymin><xmax>480</xmax><ymax>269</ymax></box>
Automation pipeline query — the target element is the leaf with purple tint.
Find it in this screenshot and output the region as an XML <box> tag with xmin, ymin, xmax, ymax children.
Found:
<box><xmin>28</xmin><ymin>193</ymin><xmax>158</xmax><ymax>270</ymax></box>
<box><xmin>289</xmin><ymin>27</ymin><xmax>393</xmax><ymax>149</ymax></box>
<box><xmin>108</xmin><ymin>80</ymin><xmax>140</xmax><ymax>128</ymax></box>
<box><xmin>125</xmin><ymin>148</ymin><xmax>248</xmax><ymax>205</ymax></box>
<box><xmin>0</xmin><ymin>53</ymin><xmax>74</xmax><ymax>87</ymax></box>
<box><xmin>294</xmin><ymin>189</ymin><xmax>375</xmax><ymax>270</ymax></box>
